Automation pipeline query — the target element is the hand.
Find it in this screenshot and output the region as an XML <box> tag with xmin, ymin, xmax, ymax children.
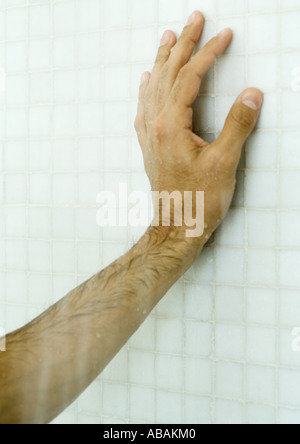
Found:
<box><xmin>134</xmin><ymin>11</ymin><xmax>263</xmax><ymax>247</ymax></box>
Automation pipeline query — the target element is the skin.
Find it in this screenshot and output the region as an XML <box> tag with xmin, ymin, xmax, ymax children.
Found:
<box><xmin>0</xmin><ymin>11</ymin><xmax>263</xmax><ymax>424</ymax></box>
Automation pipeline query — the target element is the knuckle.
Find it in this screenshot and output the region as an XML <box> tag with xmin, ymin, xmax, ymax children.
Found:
<box><xmin>230</xmin><ymin>105</ymin><xmax>256</xmax><ymax>133</ymax></box>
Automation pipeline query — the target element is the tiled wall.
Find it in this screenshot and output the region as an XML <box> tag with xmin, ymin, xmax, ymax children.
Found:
<box><xmin>1</xmin><ymin>0</ymin><xmax>300</xmax><ymax>425</ymax></box>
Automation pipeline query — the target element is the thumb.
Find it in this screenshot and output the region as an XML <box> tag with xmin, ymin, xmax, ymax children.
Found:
<box><xmin>216</xmin><ymin>88</ymin><xmax>264</xmax><ymax>166</ymax></box>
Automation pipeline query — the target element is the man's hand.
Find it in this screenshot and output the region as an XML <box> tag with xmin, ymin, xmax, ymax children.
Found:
<box><xmin>135</xmin><ymin>11</ymin><xmax>263</xmax><ymax>246</ymax></box>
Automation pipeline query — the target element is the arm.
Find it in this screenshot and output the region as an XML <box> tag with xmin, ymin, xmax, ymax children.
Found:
<box><xmin>0</xmin><ymin>11</ymin><xmax>263</xmax><ymax>424</ymax></box>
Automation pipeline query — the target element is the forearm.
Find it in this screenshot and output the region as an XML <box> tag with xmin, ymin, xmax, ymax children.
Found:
<box><xmin>0</xmin><ymin>226</ymin><xmax>202</xmax><ymax>424</ymax></box>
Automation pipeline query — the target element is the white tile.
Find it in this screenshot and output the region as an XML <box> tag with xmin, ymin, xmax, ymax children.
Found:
<box><xmin>103</xmin><ymin>0</ymin><xmax>128</xmax><ymax>28</ymax></box>
<box><xmin>248</xmin><ymin>15</ymin><xmax>278</xmax><ymax>52</ymax></box>
<box><xmin>185</xmin><ymin>321</ymin><xmax>212</xmax><ymax>357</ymax></box>
<box><xmin>215</xmin><ymin>247</ymin><xmax>244</xmax><ymax>284</ymax></box>
<box><xmin>156</xmin><ymin>318</ymin><xmax>183</xmax><ymax>354</ymax></box>
<box><xmin>52</xmin><ymin>275</ymin><xmax>76</xmax><ymax>303</ymax></box>
<box><xmin>247</xmin><ymin>288</ymin><xmax>277</xmax><ymax>325</ymax></box>
<box><xmin>5</xmin><ymin>140</ymin><xmax>27</xmax><ymax>171</ymax></box>
<box><xmin>185</xmin><ymin>395</ymin><xmax>211</xmax><ymax>424</ymax></box>
<box><xmin>104</xmin><ymin>67</ymin><xmax>129</xmax><ymax>100</ymax></box>
<box><xmin>130</xmin><ymin>28</ymin><xmax>157</xmax><ymax>62</ymax></box>
<box><xmin>256</xmin><ymin>93</ymin><xmax>278</xmax><ymax>130</ymax></box>
<box><xmin>28</xmin><ymin>241</ymin><xmax>51</xmax><ymax>273</ymax></box>
<box><xmin>158</xmin><ymin>0</ymin><xmax>185</xmax><ymax>22</ymax></box>
<box><xmin>281</xmin><ymin>12</ymin><xmax>300</xmax><ymax>50</ymax></box>
<box><xmin>188</xmin><ymin>0</ymin><xmax>216</xmax><ymax>17</ymax></box>
<box><xmin>279</xmin><ymin>211</ymin><xmax>300</xmax><ymax>247</ymax></box>
<box><xmin>5</xmin><ymin>174</ymin><xmax>27</xmax><ymax>204</ymax></box>
<box><xmin>77</xmin><ymin>242</ymin><xmax>101</xmax><ymax>275</ymax></box>
<box><xmin>52</xmin><ymin>174</ymin><xmax>76</xmax><ymax>205</ymax></box>
<box><xmin>53</xmin><ymin>37</ymin><xmax>75</xmax><ymax>69</ymax></box>
<box><xmin>215</xmin><ymin>209</ymin><xmax>245</xmax><ymax>246</ymax></box>
<box><xmin>78</xmin><ymin>33</ymin><xmax>102</xmax><ymax>66</ymax></box>
<box><xmin>54</xmin><ymin>71</ymin><xmax>76</xmax><ymax>103</ymax></box>
<box><xmin>53</xmin><ymin>0</ymin><xmax>76</xmax><ymax>35</ymax></box>
<box><xmin>29</xmin><ymin>207</ymin><xmax>51</xmax><ymax>238</ymax></box>
<box><xmin>281</xmin><ymin>51</ymin><xmax>300</xmax><ymax>90</ymax></box>
<box><xmin>280</xmin><ymin>131</ymin><xmax>300</xmax><ymax>168</ymax></box>
<box><xmin>280</xmin><ymin>289</ymin><xmax>300</xmax><ymax>326</ymax></box>
<box><xmin>185</xmin><ymin>357</ymin><xmax>212</xmax><ymax>394</ymax></box>
<box><xmin>215</xmin><ymin>361</ymin><xmax>243</xmax><ymax>399</ymax></box>
<box><xmin>216</xmin><ymin>17</ymin><xmax>246</xmax><ymax>54</ymax></box>
<box><xmin>101</xmin><ymin>349</ymin><xmax>128</xmax><ymax>382</ymax></box>
<box><xmin>78</xmin><ymin>138</ymin><xmax>102</xmax><ymax>171</ymax></box>
<box><xmin>282</xmin><ymin>0</ymin><xmax>300</xmax><ymax>7</ymax></box>
<box><xmin>156</xmin><ymin>354</ymin><xmax>183</xmax><ymax>390</ymax></box>
<box><xmin>156</xmin><ymin>390</ymin><xmax>182</xmax><ymax>424</ymax></box>
<box><xmin>6</xmin><ymin>74</ymin><xmax>27</xmax><ymax>106</ymax></box>
<box><xmin>29</xmin><ymin>40</ymin><xmax>51</xmax><ymax>71</ymax></box>
<box><xmin>129</xmin><ymin>386</ymin><xmax>155</xmax><ymax>422</ymax></box>
<box><xmin>76</xmin><ymin>208</ymin><xmax>102</xmax><ymax>241</ymax></box>
<box><xmin>215</xmin><ymin>286</ymin><xmax>244</xmax><ymax>323</ymax></box>
<box><xmin>29</xmin><ymin>140</ymin><xmax>51</xmax><ymax>171</ymax></box>
<box><xmin>246</xmin><ymin>131</ymin><xmax>278</xmax><ymax>169</ymax></box>
<box><xmin>5</xmin><ymin>41</ymin><xmax>27</xmax><ymax>73</ymax></box>
<box><xmin>247</xmin><ymin>249</ymin><xmax>276</xmax><ymax>286</ymax></box>
<box><xmin>279</xmin><ymin>328</ymin><xmax>300</xmax><ymax>367</ymax></box>
<box><xmin>77</xmin><ymin>0</ymin><xmax>102</xmax><ymax>31</ymax></box>
<box><xmin>129</xmin><ymin>350</ymin><xmax>155</xmax><ymax>386</ymax></box>
<box><xmin>279</xmin><ymin>368</ymin><xmax>300</xmax><ymax>407</ymax></box>
<box><xmin>280</xmin><ymin>250</ymin><xmax>300</xmax><ymax>287</ymax></box>
<box><xmin>246</xmin><ymin>404</ymin><xmax>275</xmax><ymax>425</ymax></box>
<box><xmin>185</xmin><ymin>284</ymin><xmax>213</xmax><ymax>321</ymax></box>
<box><xmin>217</xmin><ymin>0</ymin><xmax>246</xmax><ymax>15</ymax></box>
<box><xmin>29</xmin><ymin>4</ymin><xmax>51</xmax><ymax>37</ymax></box>
<box><xmin>78</xmin><ymin>68</ymin><xmax>102</xmax><ymax>102</ymax></box>
<box><xmin>52</xmin><ymin>242</ymin><xmax>75</xmax><ymax>274</ymax></box>
<box><xmin>215</xmin><ymin>400</ymin><xmax>243</xmax><ymax>425</ymax></box>
<box><xmin>246</xmin><ymin>327</ymin><xmax>276</xmax><ymax>364</ymax></box>
<box><xmin>215</xmin><ymin>324</ymin><xmax>244</xmax><ymax>360</ymax></box>
<box><xmin>246</xmin><ymin>365</ymin><xmax>275</xmax><ymax>404</ymax></box>
<box><xmin>6</xmin><ymin>7</ymin><xmax>27</xmax><ymax>40</ymax></box>
<box><xmin>30</xmin><ymin>72</ymin><xmax>51</xmax><ymax>104</ymax></box>
<box><xmin>53</xmin><ymin>207</ymin><xmax>75</xmax><ymax>240</ymax></box>
<box><xmin>5</xmin><ymin>272</ymin><xmax>27</xmax><ymax>304</ymax></box>
<box><xmin>130</xmin><ymin>0</ymin><xmax>156</xmax><ymax>25</ymax></box>
<box><xmin>104</xmin><ymin>30</ymin><xmax>129</xmax><ymax>63</ymax></box>
<box><xmin>102</xmin><ymin>383</ymin><xmax>128</xmax><ymax>417</ymax></box>
<box><xmin>104</xmin><ymin>102</ymin><xmax>128</xmax><ymax>134</ymax></box>
<box><xmin>28</xmin><ymin>274</ymin><xmax>52</xmax><ymax>305</ymax></box>
<box><xmin>278</xmin><ymin>408</ymin><xmax>300</xmax><ymax>425</ymax></box>
<box><xmin>78</xmin><ymin>103</ymin><xmax>103</xmax><ymax>136</ymax></box>
<box><xmin>29</xmin><ymin>174</ymin><xmax>51</xmax><ymax>204</ymax></box>
<box><xmin>5</xmin><ymin>207</ymin><xmax>27</xmax><ymax>238</ymax></box>
<box><xmin>281</xmin><ymin>92</ymin><xmax>300</xmax><ymax>128</ymax></box>
<box><xmin>53</xmin><ymin>139</ymin><xmax>76</xmax><ymax>171</ymax></box>
<box><xmin>6</xmin><ymin>108</ymin><xmax>27</xmax><ymax>138</ymax></box>
<box><xmin>53</xmin><ymin>105</ymin><xmax>76</xmax><ymax>136</ymax></box>
<box><xmin>78</xmin><ymin>173</ymin><xmax>100</xmax><ymax>204</ymax></box>
<box><xmin>246</xmin><ymin>171</ymin><xmax>277</xmax><ymax>208</ymax></box>
<box><xmin>216</xmin><ymin>55</ymin><xmax>246</xmax><ymax>94</ymax></box>
<box><xmin>29</xmin><ymin>107</ymin><xmax>51</xmax><ymax>137</ymax></box>
<box><xmin>77</xmin><ymin>380</ymin><xmax>101</xmax><ymax>414</ymax></box>
<box><xmin>280</xmin><ymin>171</ymin><xmax>300</xmax><ymax>207</ymax></box>
<box><xmin>248</xmin><ymin>0</ymin><xmax>277</xmax><ymax>12</ymax></box>
<box><xmin>247</xmin><ymin>210</ymin><xmax>276</xmax><ymax>248</ymax></box>
<box><xmin>248</xmin><ymin>54</ymin><xmax>279</xmax><ymax>91</ymax></box>
<box><xmin>103</xmin><ymin>135</ymin><xmax>128</xmax><ymax>170</ymax></box>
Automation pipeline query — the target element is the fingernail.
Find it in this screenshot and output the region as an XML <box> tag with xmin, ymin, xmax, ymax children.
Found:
<box><xmin>160</xmin><ymin>30</ymin><xmax>171</xmax><ymax>46</ymax></box>
<box><xmin>217</xmin><ymin>28</ymin><xmax>231</xmax><ymax>38</ymax></box>
<box><xmin>241</xmin><ymin>91</ymin><xmax>263</xmax><ymax>111</ymax></box>
<box><xmin>187</xmin><ymin>11</ymin><xmax>197</xmax><ymax>25</ymax></box>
